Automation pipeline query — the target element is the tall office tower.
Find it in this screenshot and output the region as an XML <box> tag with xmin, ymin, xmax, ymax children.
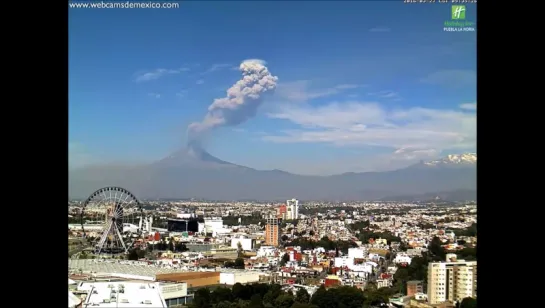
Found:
<box><xmin>427</xmin><ymin>259</ymin><xmax>477</xmax><ymax>304</ymax></box>
<box><xmin>286</xmin><ymin>199</ymin><xmax>299</xmax><ymax>220</ymax></box>
<box><xmin>265</xmin><ymin>217</ymin><xmax>280</xmax><ymax>246</ymax></box>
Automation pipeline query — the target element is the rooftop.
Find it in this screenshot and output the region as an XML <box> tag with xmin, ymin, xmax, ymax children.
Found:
<box><xmin>69</xmin><ymin>260</ymin><xmax>181</xmax><ymax>278</ymax></box>
<box><xmin>81</xmin><ymin>281</ymin><xmax>166</xmax><ymax>308</ymax></box>
<box><xmin>69</xmin><ymin>259</ymin><xmax>269</xmax><ymax>280</ymax></box>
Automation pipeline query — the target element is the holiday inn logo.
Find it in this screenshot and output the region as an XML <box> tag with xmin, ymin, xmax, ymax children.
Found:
<box><xmin>451</xmin><ymin>5</ymin><xmax>466</xmax><ymax>20</ymax></box>
<box><xmin>444</xmin><ymin>5</ymin><xmax>474</xmax><ymax>32</ymax></box>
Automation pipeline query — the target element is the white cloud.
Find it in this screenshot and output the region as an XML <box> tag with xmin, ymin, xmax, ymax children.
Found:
<box><xmin>369</xmin><ymin>26</ymin><xmax>391</xmax><ymax>32</ymax></box>
<box><xmin>393</xmin><ymin>147</ymin><xmax>439</xmax><ymax>161</ymax></box>
<box><xmin>459</xmin><ymin>102</ymin><xmax>476</xmax><ymax>110</ymax></box>
<box><xmin>368</xmin><ymin>90</ymin><xmax>401</xmax><ymax>100</ymax></box>
<box><xmin>275</xmin><ymin>80</ymin><xmax>365</xmax><ymax>102</ymax></box>
<box><xmin>134</xmin><ymin>67</ymin><xmax>190</xmax><ymax>82</ymax></box>
<box><xmin>148</xmin><ymin>93</ymin><xmax>160</xmax><ymax>99</ymax></box>
<box><xmin>176</xmin><ymin>90</ymin><xmax>188</xmax><ymax>98</ymax></box>
<box><xmin>201</xmin><ymin>63</ymin><xmax>232</xmax><ymax>75</ymax></box>
<box><xmin>420</xmin><ymin>69</ymin><xmax>476</xmax><ymax>87</ymax></box>
<box><xmin>261</xmin><ymin>148</ymin><xmax>440</xmax><ymax>175</ymax></box>
<box><xmin>196</xmin><ymin>79</ymin><xmax>204</xmax><ymax>85</ymax></box>
<box><xmin>264</xmin><ymin>102</ymin><xmax>476</xmax><ymax>152</ymax></box>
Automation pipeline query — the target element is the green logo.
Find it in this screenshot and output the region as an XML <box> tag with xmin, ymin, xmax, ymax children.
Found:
<box><xmin>451</xmin><ymin>5</ymin><xmax>466</xmax><ymax>20</ymax></box>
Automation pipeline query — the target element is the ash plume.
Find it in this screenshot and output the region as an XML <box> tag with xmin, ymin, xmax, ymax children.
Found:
<box><xmin>187</xmin><ymin>59</ymin><xmax>278</xmax><ymax>145</ymax></box>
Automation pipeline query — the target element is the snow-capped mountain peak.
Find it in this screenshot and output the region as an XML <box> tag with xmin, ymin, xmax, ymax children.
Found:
<box><xmin>424</xmin><ymin>153</ymin><xmax>476</xmax><ymax>166</ymax></box>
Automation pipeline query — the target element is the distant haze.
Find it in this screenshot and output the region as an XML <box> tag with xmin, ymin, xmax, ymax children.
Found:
<box><xmin>69</xmin><ymin>150</ymin><xmax>476</xmax><ymax>201</ymax></box>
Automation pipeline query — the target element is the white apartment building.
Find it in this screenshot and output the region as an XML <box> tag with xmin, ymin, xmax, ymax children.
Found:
<box><xmin>286</xmin><ymin>199</ymin><xmax>299</xmax><ymax>220</ymax></box>
<box><xmin>334</xmin><ymin>256</ymin><xmax>354</xmax><ymax>268</ymax></box>
<box><xmin>204</xmin><ymin>217</ymin><xmax>224</xmax><ymax>235</ymax></box>
<box><xmin>230</xmin><ymin>236</ymin><xmax>255</xmax><ymax>251</ymax></box>
<box><xmin>394</xmin><ymin>254</ymin><xmax>412</xmax><ymax>265</ymax></box>
<box><xmin>427</xmin><ymin>260</ymin><xmax>477</xmax><ymax>304</ymax></box>
<box><xmin>348</xmin><ymin>247</ymin><xmax>367</xmax><ymax>259</ymax></box>
<box><xmin>257</xmin><ymin>246</ymin><xmax>277</xmax><ymax>257</ymax></box>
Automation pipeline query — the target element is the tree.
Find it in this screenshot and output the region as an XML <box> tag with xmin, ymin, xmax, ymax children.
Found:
<box><xmin>231</xmin><ymin>283</ymin><xmax>246</xmax><ymax>301</ymax></box>
<box><xmin>429</xmin><ymin>237</ymin><xmax>446</xmax><ymax>261</ymax></box>
<box><xmin>457</xmin><ymin>247</ymin><xmax>477</xmax><ymax>261</ymax></box>
<box><xmin>459</xmin><ymin>297</ymin><xmax>477</xmax><ymax>308</ymax></box>
<box><xmin>363</xmin><ymin>286</ymin><xmax>396</xmax><ymax>307</ymax></box>
<box><xmin>340</xmin><ymin>286</ymin><xmax>366</xmax><ymax>308</ymax></box>
<box><xmin>212</xmin><ymin>287</ymin><xmax>233</xmax><ymax>303</ymax></box>
<box><xmin>295</xmin><ymin>288</ymin><xmax>310</xmax><ymax>303</ymax></box>
<box><xmin>175</xmin><ymin>242</ymin><xmax>188</xmax><ymax>252</ymax></box>
<box><xmin>252</xmin><ymin>283</ymin><xmax>270</xmax><ymax>298</ymax></box>
<box><xmin>215</xmin><ymin>302</ymin><xmax>232</xmax><ymax>308</ymax></box>
<box><xmin>275</xmin><ymin>293</ymin><xmax>294</xmax><ymax>308</ymax></box>
<box><xmin>309</xmin><ymin>286</ymin><xmax>328</xmax><ymax>307</ymax></box>
<box><xmin>282</xmin><ymin>235</ymin><xmax>289</xmax><ymax>242</ymax></box>
<box><xmin>280</xmin><ymin>253</ymin><xmax>290</xmax><ymax>266</ymax></box>
<box><xmin>192</xmin><ymin>288</ymin><xmax>211</xmax><ymax>308</ymax></box>
<box><xmin>328</xmin><ymin>286</ymin><xmax>365</xmax><ymax>308</ymax></box>
<box><xmin>248</xmin><ymin>294</ymin><xmax>264</xmax><ymax>308</ymax></box>
<box><xmin>366</xmin><ymin>282</ymin><xmax>377</xmax><ymax>291</ymax></box>
<box><xmin>407</xmin><ymin>256</ymin><xmax>428</xmax><ymax>282</ymax></box>
<box><xmin>127</xmin><ymin>249</ymin><xmax>139</xmax><ymax>260</ymax></box>
<box><xmin>291</xmin><ymin>303</ymin><xmax>317</xmax><ymax>308</ymax></box>
<box><xmin>237</xmin><ymin>241</ymin><xmax>243</xmax><ymax>258</ymax></box>
<box><xmin>263</xmin><ymin>284</ymin><xmax>282</xmax><ymax>305</ymax></box>
<box><xmin>234</xmin><ymin>257</ymin><xmax>245</xmax><ymax>269</ymax></box>
<box><xmin>394</xmin><ymin>267</ymin><xmax>409</xmax><ymax>281</ymax></box>
<box><xmin>453</xmin><ymin>223</ymin><xmax>477</xmax><ymax>237</ymax></box>
<box><xmin>309</xmin><ymin>230</ymin><xmax>315</xmax><ymax>236</ymax></box>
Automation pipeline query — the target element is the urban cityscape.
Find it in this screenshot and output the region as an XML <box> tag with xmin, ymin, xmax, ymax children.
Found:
<box><xmin>69</xmin><ymin>1</ymin><xmax>477</xmax><ymax>308</ymax></box>
<box><xmin>68</xmin><ymin>194</ymin><xmax>477</xmax><ymax>308</ymax></box>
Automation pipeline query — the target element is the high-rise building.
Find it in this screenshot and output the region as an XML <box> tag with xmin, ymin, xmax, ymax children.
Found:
<box><xmin>265</xmin><ymin>217</ymin><xmax>280</xmax><ymax>246</ymax></box>
<box><xmin>427</xmin><ymin>258</ymin><xmax>477</xmax><ymax>305</ymax></box>
<box><xmin>286</xmin><ymin>199</ymin><xmax>299</xmax><ymax>220</ymax></box>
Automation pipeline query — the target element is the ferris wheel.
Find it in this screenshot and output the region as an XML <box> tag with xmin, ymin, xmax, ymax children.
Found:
<box><xmin>80</xmin><ymin>187</ymin><xmax>143</xmax><ymax>254</ymax></box>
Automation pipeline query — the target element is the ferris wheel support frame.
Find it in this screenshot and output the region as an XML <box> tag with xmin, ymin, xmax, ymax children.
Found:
<box><xmin>80</xmin><ymin>186</ymin><xmax>143</xmax><ymax>255</ymax></box>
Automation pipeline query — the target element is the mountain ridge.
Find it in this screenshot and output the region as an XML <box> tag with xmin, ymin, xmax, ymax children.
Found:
<box><xmin>69</xmin><ymin>149</ymin><xmax>476</xmax><ymax>201</ymax></box>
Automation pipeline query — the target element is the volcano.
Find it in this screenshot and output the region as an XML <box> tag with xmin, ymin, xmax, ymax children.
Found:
<box><xmin>69</xmin><ymin>151</ymin><xmax>476</xmax><ymax>201</ymax></box>
<box><xmin>154</xmin><ymin>141</ymin><xmax>243</xmax><ymax>169</ymax></box>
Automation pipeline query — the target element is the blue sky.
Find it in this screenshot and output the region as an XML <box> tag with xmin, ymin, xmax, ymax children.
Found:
<box><xmin>69</xmin><ymin>1</ymin><xmax>476</xmax><ymax>175</ymax></box>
